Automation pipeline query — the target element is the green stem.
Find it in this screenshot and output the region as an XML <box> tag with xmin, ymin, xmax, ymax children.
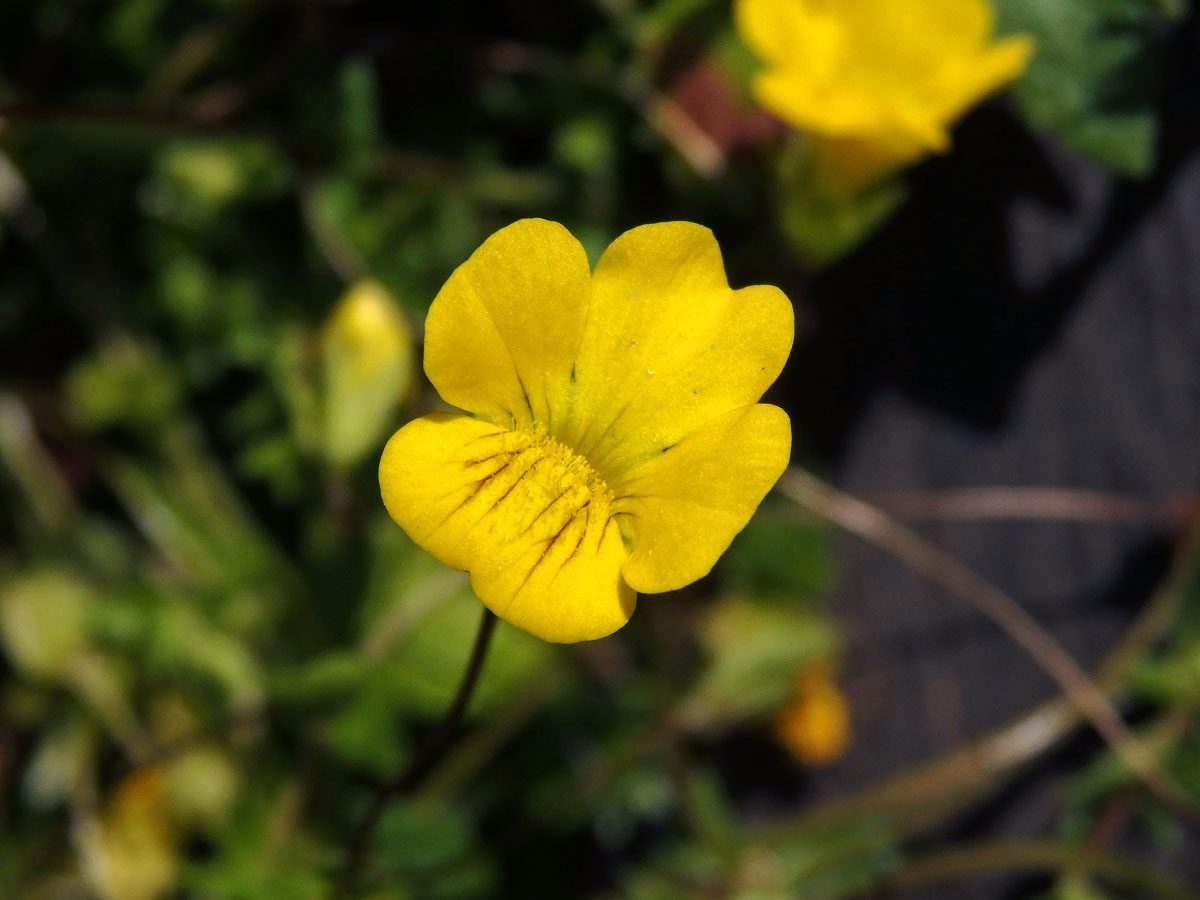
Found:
<box><xmin>336</xmin><ymin>607</ymin><xmax>498</xmax><ymax>898</ymax></box>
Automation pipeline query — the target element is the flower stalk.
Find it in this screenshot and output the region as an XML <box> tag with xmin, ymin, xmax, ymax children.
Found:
<box><xmin>337</xmin><ymin>608</ymin><xmax>498</xmax><ymax>897</ymax></box>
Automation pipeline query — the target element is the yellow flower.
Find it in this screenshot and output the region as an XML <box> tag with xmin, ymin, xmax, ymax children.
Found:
<box><xmin>735</xmin><ymin>0</ymin><xmax>1034</xmax><ymax>191</ymax></box>
<box><xmin>379</xmin><ymin>220</ymin><xmax>792</xmax><ymax>643</ymax></box>
<box><xmin>774</xmin><ymin>665</ymin><xmax>851</xmax><ymax>765</ymax></box>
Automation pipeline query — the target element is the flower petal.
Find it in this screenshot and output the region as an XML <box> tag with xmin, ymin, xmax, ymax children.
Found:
<box><xmin>558</xmin><ymin>222</ymin><xmax>793</xmax><ymax>482</ymax></box>
<box><xmin>423</xmin><ymin>219</ymin><xmax>591</xmax><ymax>432</ymax></box>
<box><xmin>613</xmin><ymin>404</ymin><xmax>791</xmax><ymax>593</ymax></box>
<box><xmin>734</xmin><ymin>0</ymin><xmax>840</xmax><ymax>73</ymax></box>
<box><xmin>379</xmin><ymin>413</ymin><xmax>635</xmax><ymax>643</ymax></box>
<box><xmin>934</xmin><ymin>34</ymin><xmax>1035</xmax><ymax>123</ymax></box>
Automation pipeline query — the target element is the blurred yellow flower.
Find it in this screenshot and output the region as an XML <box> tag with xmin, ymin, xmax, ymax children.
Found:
<box><xmin>774</xmin><ymin>665</ymin><xmax>851</xmax><ymax>765</ymax></box>
<box><xmin>79</xmin><ymin>769</ymin><xmax>179</xmax><ymax>900</ymax></box>
<box><xmin>380</xmin><ymin>219</ymin><xmax>792</xmax><ymax>642</ymax></box>
<box><xmin>321</xmin><ymin>279</ymin><xmax>414</xmax><ymax>468</ymax></box>
<box><xmin>735</xmin><ymin>0</ymin><xmax>1034</xmax><ymax>191</ymax></box>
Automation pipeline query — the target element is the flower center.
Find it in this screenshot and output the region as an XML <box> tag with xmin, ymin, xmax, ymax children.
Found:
<box><xmin>514</xmin><ymin>423</ymin><xmax>609</xmax><ymax>494</ymax></box>
<box><xmin>466</xmin><ymin>424</ymin><xmax>612</xmax><ymax>551</ymax></box>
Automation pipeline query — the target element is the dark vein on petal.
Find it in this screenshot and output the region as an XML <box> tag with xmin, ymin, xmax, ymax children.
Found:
<box><xmin>462</xmin><ymin>431</ymin><xmax>507</xmax><ymax>449</ymax></box>
<box><xmin>460</xmin><ymin>450</ymin><xmax>506</xmax><ymax>468</ymax></box>
<box><xmin>516</xmin><ymin>489</ymin><xmax>573</xmax><ymax>539</ymax></box>
<box><xmin>541</xmin><ymin>516</ymin><xmax>577</xmax><ymax>559</ymax></box>
<box><xmin>514</xmin><ymin>369</ymin><xmax>535</xmax><ymax>421</ymax></box>
<box><xmin>427</xmin><ymin>453</ymin><xmax>521</xmax><ymax>534</ymax></box>
<box><xmin>577</xmin><ymin>393</ymin><xmax>637</xmax><ymax>462</ymax></box>
<box><xmin>475</xmin><ymin>453</ymin><xmax>539</xmax><ymax>522</ymax></box>
<box><xmin>503</xmin><ymin>514</ymin><xmax>575</xmax><ymax>614</ymax></box>
<box><xmin>507</xmin><ymin>555</ymin><xmax>544</xmax><ymax>611</ymax></box>
<box><xmin>428</xmin><ymin>481</ymin><xmax>488</xmax><ymax>535</ymax></box>
<box><xmin>559</xmin><ymin>505</ymin><xmax>591</xmax><ymax>569</ymax></box>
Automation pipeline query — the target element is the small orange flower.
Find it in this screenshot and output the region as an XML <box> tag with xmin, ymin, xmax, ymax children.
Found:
<box><xmin>774</xmin><ymin>666</ymin><xmax>851</xmax><ymax>765</ymax></box>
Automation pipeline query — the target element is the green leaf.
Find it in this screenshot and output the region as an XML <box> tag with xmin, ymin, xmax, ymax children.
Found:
<box><xmin>0</xmin><ymin>569</ymin><xmax>94</xmax><ymax>681</ymax></box>
<box><xmin>997</xmin><ymin>0</ymin><xmax>1168</xmax><ymax>176</ymax></box>
<box><xmin>64</xmin><ymin>338</ymin><xmax>182</xmax><ymax>434</ymax></box>
<box><xmin>323</xmin><ymin>682</ymin><xmax>410</xmax><ymax>778</ymax></box>
<box><xmin>372</xmin><ymin>802</ymin><xmax>472</xmax><ymax>875</ymax></box>
<box><xmin>681</xmin><ymin>598</ymin><xmax>838</xmax><ymax>727</ymax></box>
<box><xmin>339</xmin><ymin>58</ymin><xmax>382</xmax><ymax>176</ymax></box>
<box><xmin>766</xmin><ymin>820</ymin><xmax>904</xmax><ymax>900</ymax></box>
<box><xmin>183</xmin><ymin>783</ymin><xmax>333</xmax><ymax>900</ymax></box>
<box><xmin>1054</xmin><ymin>873</ymin><xmax>1115</xmax><ymax>900</ymax></box>
<box><xmin>719</xmin><ymin>519</ymin><xmax>835</xmax><ymax>596</ymax></box>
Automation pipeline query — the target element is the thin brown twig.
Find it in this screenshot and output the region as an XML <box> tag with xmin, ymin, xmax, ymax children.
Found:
<box><xmin>755</xmin><ymin>492</ymin><xmax>1200</xmax><ymax>847</ymax></box>
<box><xmin>336</xmin><ymin>608</ymin><xmax>498</xmax><ymax>898</ymax></box>
<box><xmin>872</xmin><ymin>839</ymin><xmax>1198</xmax><ymax>900</ymax></box>
<box><xmin>776</xmin><ymin>468</ymin><xmax>1188</xmax><ymax>809</ymax></box>
<box><xmin>871</xmin><ymin>486</ymin><xmax>1199</xmax><ymax>526</ymax></box>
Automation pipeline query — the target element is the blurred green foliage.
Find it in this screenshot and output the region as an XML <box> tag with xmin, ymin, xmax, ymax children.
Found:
<box><xmin>1</xmin><ymin>1</ymin><xmax>1198</xmax><ymax>899</ymax></box>
<box><xmin>996</xmin><ymin>0</ymin><xmax>1175</xmax><ymax>176</ymax></box>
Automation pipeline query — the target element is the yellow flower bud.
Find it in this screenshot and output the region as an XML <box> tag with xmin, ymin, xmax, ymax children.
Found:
<box><xmin>321</xmin><ymin>280</ymin><xmax>414</xmax><ymax>469</ymax></box>
<box><xmin>79</xmin><ymin>769</ymin><xmax>179</xmax><ymax>900</ymax></box>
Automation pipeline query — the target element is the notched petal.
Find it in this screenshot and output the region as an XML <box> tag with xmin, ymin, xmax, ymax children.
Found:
<box><xmin>423</xmin><ymin>218</ymin><xmax>591</xmax><ymax>431</ymax></box>
<box><xmin>562</xmin><ymin>222</ymin><xmax>793</xmax><ymax>481</ymax></box>
<box><xmin>614</xmin><ymin>404</ymin><xmax>791</xmax><ymax>594</ymax></box>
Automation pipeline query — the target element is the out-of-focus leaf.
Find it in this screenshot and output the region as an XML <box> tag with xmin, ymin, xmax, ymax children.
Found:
<box><xmin>105</xmin><ymin>0</ymin><xmax>170</xmax><ymax>68</ymax></box>
<box><xmin>143</xmin><ymin>139</ymin><xmax>292</xmax><ymax>227</ymax></box>
<box><xmin>763</xmin><ymin>820</ymin><xmax>903</xmax><ymax>900</ymax></box>
<box><xmin>719</xmin><ymin>519</ymin><xmax>834</xmax><ymax>596</ymax></box>
<box><xmin>100</xmin><ymin>425</ymin><xmax>296</xmax><ymax>625</ymax></box>
<box><xmin>681</xmin><ymin>597</ymin><xmax>837</xmax><ymax>728</ymax></box>
<box><xmin>163</xmin><ymin>745</ymin><xmax>242</xmax><ymax>833</ymax></box>
<box><xmin>339</xmin><ymin>58</ymin><xmax>381</xmax><ymax>176</ymax></box>
<box><xmin>183</xmin><ymin>783</ymin><xmax>332</xmax><ymax>900</ymax></box>
<box><xmin>64</xmin><ymin>338</ymin><xmax>182</xmax><ymax>433</ymax></box>
<box><xmin>0</xmin><ymin>569</ymin><xmax>93</xmax><ymax>681</ymax></box>
<box><xmin>1127</xmin><ymin>633</ymin><xmax>1200</xmax><ymax>703</ymax></box>
<box><xmin>0</xmin><ymin>393</ymin><xmax>76</xmax><ymax>535</ymax></box>
<box><xmin>370</xmin><ymin>801</ymin><xmax>495</xmax><ymax>900</ymax></box>
<box><xmin>23</xmin><ymin>715</ymin><xmax>99</xmax><ymax>811</ymax></box>
<box><xmin>554</xmin><ymin>116</ymin><xmax>616</xmax><ymax>178</ymax></box>
<box><xmin>146</xmin><ymin>602</ymin><xmax>265</xmax><ymax>715</ymax></box>
<box><xmin>372</xmin><ymin>802</ymin><xmax>472</xmax><ymax>875</ymax></box>
<box><xmin>265</xmin><ymin>324</ymin><xmax>322</xmax><ymax>465</ymax></box>
<box><xmin>997</xmin><ymin>0</ymin><xmax>1168</xmax><ymax>176</ymax></box>
<box><xmin>274</xmin><ymin>650</ymin><xmax>366</xmax><ymax>701</ymax></box>
<box><xmin>1054</xmin><ymin>873</ymin><xmax>1114</xmax><ymax>900</ymax></box>
<box><xmin>322</xmin><ymin>681</ymin><xmax>410</xmax><ymax>778</ymax></box>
